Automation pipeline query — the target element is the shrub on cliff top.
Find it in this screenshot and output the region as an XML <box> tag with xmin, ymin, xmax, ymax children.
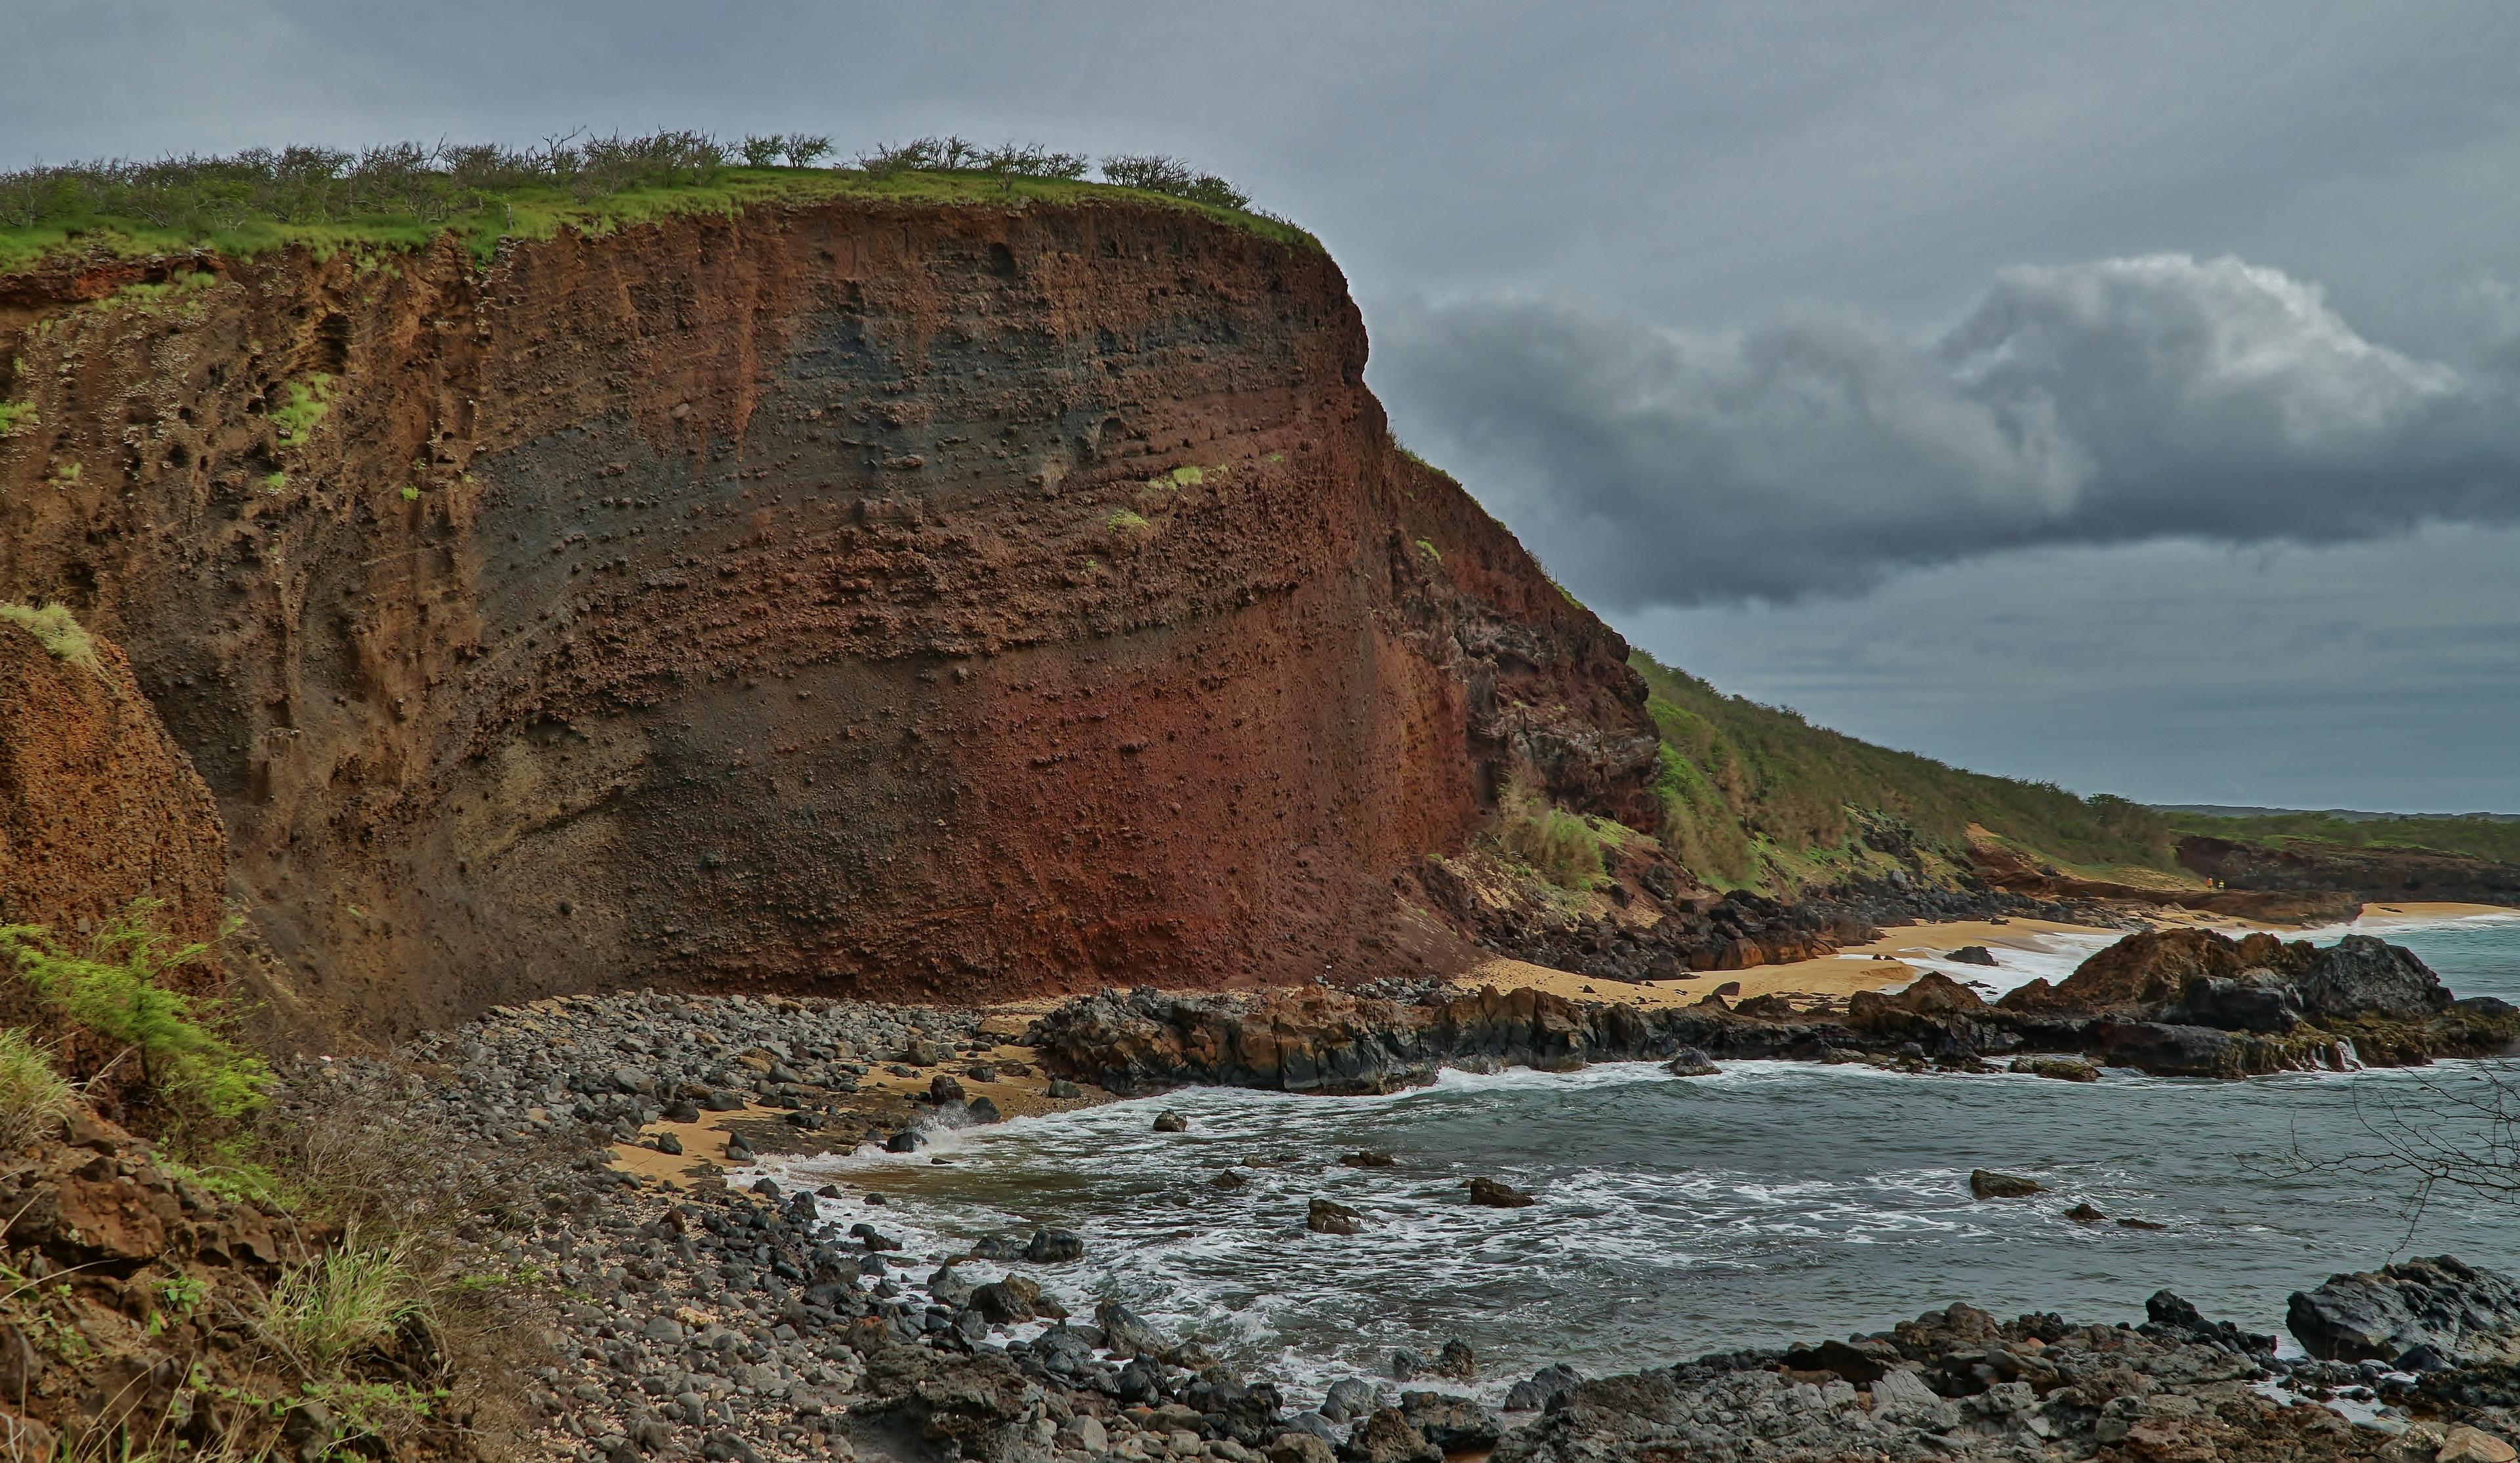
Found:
<box><xmin>0</xmin><ymin>898</ymin><xmax>268</xmax><ymax>1121</ymax></box>
<box><xmin>1100</xmin><ymin>154</ymin><xmax>1251</xmax><ymax>211</ymax></box>
<box><xmin>1</xmin><ymin>131</ymin><xmax>1314</xmax><ymax>270</ymax></box>
<box><xmin>0</xmin><ymin>601</ymin><xmax>100</xmax><ymax>671</ymax></box>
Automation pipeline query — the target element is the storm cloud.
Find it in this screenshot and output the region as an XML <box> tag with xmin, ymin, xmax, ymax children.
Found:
<box><xmin>1370</xmin><ymin>255</ymin><xmax>2520</xmax><ymax>606</ymax></box>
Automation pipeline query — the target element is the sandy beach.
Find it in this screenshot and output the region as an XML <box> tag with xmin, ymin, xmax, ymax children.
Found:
<box><xmin>1467</xmin><ymin>901</ymin><xmax>2520</xmax><ymax>1010</ymax></box>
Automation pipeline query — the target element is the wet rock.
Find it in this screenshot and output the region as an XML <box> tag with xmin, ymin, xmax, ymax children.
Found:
<box><xmin>1502</xmin><ymin>1363</ymin><xmax>1582</xmax><ymax>1411</ymax></box>
<box><xmin>1780</xmin><ymin>1338</ymin><xmax>1899</xmax><ymax>1385</ymax></box>
<box><xmin>927</xmin><ymin>1074</ymin><xmax>967</xmax><ymax>1105</ymax></box>
<box><xmin>1465</xmin><ymin>1177</ymin><xmax>1535</xmax><ymax>1208</ymax></box>
<box><xmin>1435</xmin><ymin>1338</ymin><xmax>1476</xmax><ymax>1380</ymax></box>
<box><xmin>2008</xmin><ymin>1055</ymin><xmax>2099</xmax><ymax>1082</ymax></box>
<box><xmin>1309</xmin><ymin>1198</ymin><xmax>1364</xmax><ymax>1235</ymax></box>
<box><xmin>1154</xmin><ymin>1111</ymin><xmax>1190</xmax><ymax>1133</ymax></box>
<box><xmin>1213</xmin><ymin>1170</ymin><xmax>1250</xmax><ymax>1190</ymax></box>
<box><xmin>1389</xmin><ymin>1349</ymin><xmax>1430</xmax><ymax>1382</ymax></box>
<box><xmin>2064</xmin><ymin>1201</ymin><xmax>2107</xmax><ymax>1223</ymax></box>
<box><xmin>1338</xmin><ymin>1151</ymin><xmax>1397</xmax><ymax>1168</ymax></box>
<box><xmin>2142</xmin><ymin>1290</ymin><xmax>2277</xmax><ymax>1355</ymax></box>
<box><xmin>2288</xmin><ymin>1255</ymin><xmax>2520</xmax><ymax>1366</ymax></box>
<box><xmin>885</xmin><ymin>1129</ymin><xmax>925</xmax><ymax>1153</ymax></box>
<box><xmin>2296</xmin><ymin>935</ymin><xmax>2454</xmax><ymax>1019</ymax></box>
<box><xmin>2162</xmin><ymin>971</ymin><xmax>2305</xmax><ymax>1032</ymax></box>
<box><xmin>1664</xmin><ymin>1047</ymin><xmax>1719</xmax><ymax>1077</ymax></box>
<box><xmin>1969</xmin><ymin>1169</ymin><xmax>2042</xmax><ymax>1199</ymax></box>
<box><xmin>969</xmin><ymin>1277</ymin><xmax>1043</xmax><ymax>1325</ymax></box>
<box><xmin>1946</xmin><ymin>946</ymin><xmax>1998</xmax><ymax>965</ymax></box>
<box><xmin>1341</xmin><ymin>1407</ymin><xmax>1440</xmax><ymax>1463</ymax></box>
<box><xmin>1321</xmin><ymin>1377</ymin><xmax>1379</xmax><ymax>1422</ymax></box>
<box><xmin>1398</xmin><ymin>1391</ymin><xmax>1496</xmax><ymax>1451</ymax></box>
<box><xmin>1097</xmin><ymin>1300</ymin><xmax>1177</xmax><ymax>1359</ymax></box>
<box><xmin>964</xmin><ymin>1096</ymin><xmax>1002</xmax><ymax>1124</ymax></box>
<box><xmin>1024</xmin><ymin>1227</ymin><xmax>1085</xmax><ymax>1263</ymax></box>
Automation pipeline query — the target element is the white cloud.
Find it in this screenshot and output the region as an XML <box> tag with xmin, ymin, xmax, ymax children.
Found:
<box><xmin>1370</xmin><ymin>254</ymin><xmax>2520</xmax><ymax>606</ymax></box>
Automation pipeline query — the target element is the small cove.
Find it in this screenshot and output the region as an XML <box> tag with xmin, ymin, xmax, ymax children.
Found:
<box><xmin>773</xmin><ymin>914</ymin><xmax>2520</xmax><ymax>1403</ymax></box>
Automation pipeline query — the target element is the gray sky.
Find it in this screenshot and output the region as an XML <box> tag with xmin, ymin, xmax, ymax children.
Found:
<box><xmin>13</xmin><ymin>1</ymin><xmax>2519</xmax><ymax>810</ymax></box>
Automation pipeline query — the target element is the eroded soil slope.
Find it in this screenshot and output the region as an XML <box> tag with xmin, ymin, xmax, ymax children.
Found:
<box><xmin>0</xmin><ymin>200</ymin><xmax>1653</xmax><ymax>1034</ymax></box>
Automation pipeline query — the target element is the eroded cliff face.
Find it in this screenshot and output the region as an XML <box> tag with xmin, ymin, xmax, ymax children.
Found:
<box><xmin>0</xmin><ymin>200</ymin><xmax>1657</xmax><ymax>1035</ymax></box>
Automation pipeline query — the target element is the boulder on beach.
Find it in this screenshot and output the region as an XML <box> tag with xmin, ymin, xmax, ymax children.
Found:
<box><xmin>2287</xmin><ymin>1255</ymin><xmax>2520</xmax><ymax>1367</ymax></box>
<box><xmin>1503</xmin><ymin>1363</ymin><xmax>1584</xmax><ymax>1411</ymax></box>
<box><xmin>1946</xmin><ymin>946</ymin><xmax>1998</xmax><ymax>965</ymax></box>
<box><xmin>1095</xmin><ymin>1300</ymin><xmax>1178</xmax><ymax>1360</ymax></box>
<box><xmin>1320</xmin><ymin>1376</ymin><xmax>1379</xmax><ymax>1422</ymax></box>
<box><xmin>1969</xmin><ymin>1169</ymin><xmax>2042</xmax><ymax>1199</ymax></box>
<box><xmin>1344</xmin><ymin>1408</ymin><xmax>1441</xmax><ymax>1463</ymax></box>
<box><xmin>1399</xmin><ymin>1391</ymin><xmax>1498</xmax><ymax>1452</ymax></box>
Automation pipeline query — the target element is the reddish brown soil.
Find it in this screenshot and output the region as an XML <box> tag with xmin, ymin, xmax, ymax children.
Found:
<box><xmin>0</xmin><ymin>622</ymin><xmax>230</xmax><ymax>1092</ymax></box>
<box><xmin>0</xmin><ymin>200</ymin><xmax>1661</xmax><ymax>1037</ymax></box>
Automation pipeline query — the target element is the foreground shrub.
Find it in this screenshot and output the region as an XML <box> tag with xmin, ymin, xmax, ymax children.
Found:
<box><xmin>266</xmin><ymin>1226</ymin><xmax>425</xmax><ymax>1369</ymax></box>
<box><xmin>0</xmin><ymin>899</ymin><xmax>268</xmax><ymax>1120</ymax></box>
<box><xmin>1499</xmin><ymin>778</ymin><xmax>1608</xmax><ymax>890</ymax></box>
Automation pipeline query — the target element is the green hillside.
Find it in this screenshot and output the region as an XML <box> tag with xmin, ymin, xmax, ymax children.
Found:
<box><xmin>1633</xmin><ymin>651</ymin><xmax>2181</xmax><ymax>893</ymax></box>
<box><xmin>2163</xmin><ymin>809</ymin><xmax>2520</xmax><ymax>864</ymax></box>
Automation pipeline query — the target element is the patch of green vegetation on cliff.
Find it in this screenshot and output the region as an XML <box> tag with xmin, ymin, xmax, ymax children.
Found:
<box><xmin>0</xmin><ymin>135</ymin><xmax>1318</xmax><ymax>274</ymax></box>
<box><xmin>0</xmin><ymin>601</ymin><xmax>100</xmax><ymax>671</ymax></box>
<box><xmin>1633</xmin><ymin>650</ymin><xmax>2181</xmax><ymax>894</ymax></box>
<box><xmin>2165</xmin><ymin>809</ymin><xmax>2520</xmax><ymax>864</ymax></box>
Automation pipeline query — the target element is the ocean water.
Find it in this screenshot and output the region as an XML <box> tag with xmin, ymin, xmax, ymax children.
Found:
<box><xmin>771</xmin><ymin>912</ymin><xmax>2520</xmax><ymax>1403</ymax></box>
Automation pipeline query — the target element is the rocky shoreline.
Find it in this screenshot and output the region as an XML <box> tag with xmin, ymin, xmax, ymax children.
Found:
<box><xmin>1033</xmin><ymin>930</ymin><xmax>2520</xmax><ymax>1095</ymax></box>
<box><xmin>349</xmin><ymin>921</ymin><xmax>2520</xmax><ymax>1463</ymax></box>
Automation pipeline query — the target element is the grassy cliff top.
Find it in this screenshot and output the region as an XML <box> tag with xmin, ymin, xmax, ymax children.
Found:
<box><xmin>1633</xmin><ymin>650</ymin><xmax>2182</xmax><ymax>892</ymax></box>
<box><xmin>0</xmin><ymin>135</ymin><xmax>1317</xmax><ymax>274</ymax></box>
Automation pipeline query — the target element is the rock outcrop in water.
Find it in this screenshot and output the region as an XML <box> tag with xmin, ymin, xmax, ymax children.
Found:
<box><xmin>1032</xmin><ymin>925</ymin><xmax>2519</xmax><ymax>1093</ymax></box>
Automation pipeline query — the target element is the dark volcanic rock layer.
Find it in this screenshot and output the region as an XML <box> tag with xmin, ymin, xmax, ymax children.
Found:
<box><xmin>0</xmin><ymin>201</ymin><xmax>1656</xmax><ymax>1034</ymax></box>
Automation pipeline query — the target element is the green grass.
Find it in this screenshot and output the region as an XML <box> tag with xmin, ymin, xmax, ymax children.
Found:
<box><xmin>1498</xmin><ymin>776</ymin><xmax>1610</xmax><ymax>891</ymax></box>
<box><xmin>0</xmin><ymin>601</ymin><xmax>100</xmax><ymax>670</ymax></box>
<box><xmin>0</xmin><ymin>401</ymin><xmax>36</xmax><ymax>436</ymax></box>
<box><xmin>2164</xmin><ymin>809</ymin><xmax>2520</xmax><ymax>865</ymax></box>
<box><xmin>0</xmin><ymin>135</ymin><xmax>1318</xmax><ymax>274</ymax></box>
<box><xmin>1106</xmin><ymin>509</ymin><xmax>1152</xmax><ymax>533</ymax></box>
<box><xmin>270</xmin><ymin>374</ymin><xmax>332</xmax><ymax>446</ymax></box>
<box><xmin>0</xmin><ymin>1028</ymin><xmax>72</xmax><ymax>1151</ymax></box>
<box><xmin>1416</xmin><ymin>537</ymin><xmax>1442</xmax><ymax>562</ymax></box>
<box><xmin>264</xmin><ymin>1228</ymin><xmax>425</xmax><ymax>1369</ymax></box>
<box><xmin>0</xmin><ymin>899</ymin><xmax>269</xmax><ymax>1122</ymax></box>
<box><xmin>1634</xmin><ymin>650</ymin><xmax>2178</xmax><ymax>893</ymax></box>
